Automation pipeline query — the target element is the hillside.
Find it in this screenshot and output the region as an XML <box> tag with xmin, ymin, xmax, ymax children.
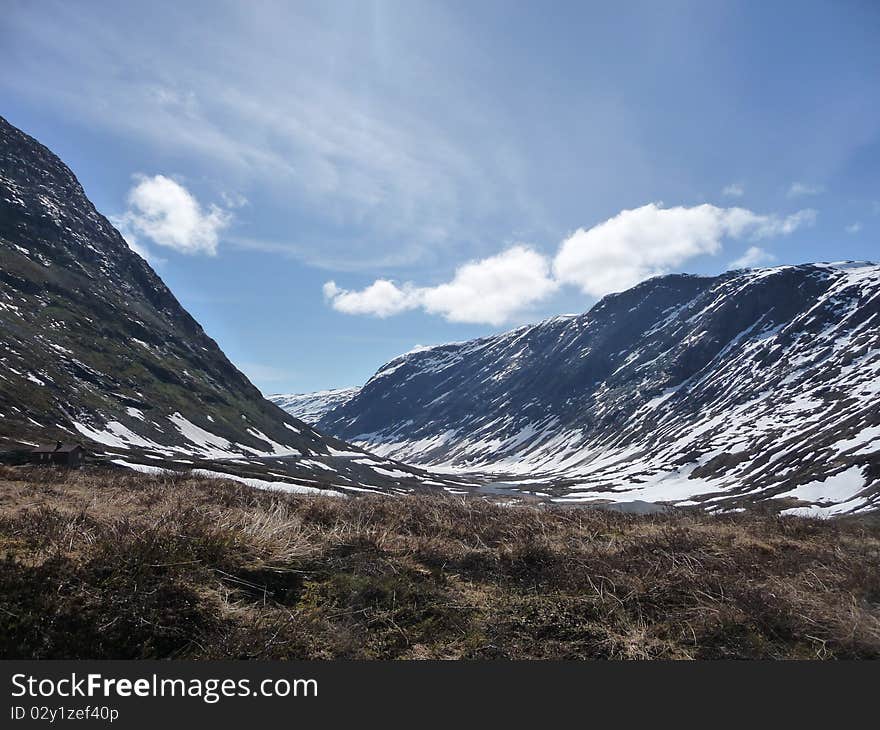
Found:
<box><xmin>0</xmin><ymin>115</ymin><xmax>454</xmax><ymax>495</ymax></box>
<box><xmin>2</xmin><ymin>466</ymin><xmax>878</xmax><ymax>659</ymax></box>
<box><xmin>309</xmin><ymin>264</ymin><xmax>880</xmax><ymax>514</ymax></box>
<box><xmin>269</xmin><ymin>388</ymin><xmax>360</xmax><ymax>425</ymax></box>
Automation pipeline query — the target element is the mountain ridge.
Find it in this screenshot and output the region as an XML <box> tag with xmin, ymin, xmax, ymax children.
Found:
<box><xmin>289</xmin><ymin>261</ymin><xmax>880</xmax><ymax>514</ymax></box>
<box><xmin>0</xmin><ymin>115</ymin><xmax>459</xmax><ymax>495</ymax></box>
<box><xmin>268</xmin><ymin>387</ymin><xmax>360</xmax><ymax>425</ymax></box>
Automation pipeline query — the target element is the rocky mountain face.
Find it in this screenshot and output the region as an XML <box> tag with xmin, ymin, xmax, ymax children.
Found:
<box><xmin>311</xmin><ymin>264</ymin><xmax>880</xmax><ymax>515</ymax></box>
<box><xmin>269</xmin><ymin>388</ymin><xmax>360</xmax><ymax>425</ymax></box>
<box><xmin>0</xmin><ymin>115</ymin><xmax>455</xmax><ymax>495</ymax></box>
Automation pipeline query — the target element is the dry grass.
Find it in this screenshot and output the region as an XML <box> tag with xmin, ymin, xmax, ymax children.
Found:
<box><xmin>0</xmin><ymin>465</ymin><xmax>879</xmax><ymax>659</ymax></box>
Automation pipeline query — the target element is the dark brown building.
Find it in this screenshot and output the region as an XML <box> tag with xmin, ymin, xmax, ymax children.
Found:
<box><xmin>30</xmin><ymin>442</ymin><xmax>85</xmax><ymax>467</ymax></box>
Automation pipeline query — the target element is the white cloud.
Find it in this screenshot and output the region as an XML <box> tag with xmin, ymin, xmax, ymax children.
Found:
<box><xmin>787</xmin><ymin>182</ymin><xmax>824</xmax><ymax>198</ymax></box>
<box><xmin>322</xmin><ymin>280</ymin><xmax>420</xmax><ymax>318</ymax></box>
<box><xmin>845</xmin><ymin>222</ymin><xmax>862</xmax><ymax>234</ymax></box>
<box><xmin>324</xmin><ymin>246</ymin><xmax>557</xmax><ymax>326</ymax></box>
<box><xmin>730</xmin><ymin>246</ymin><xmax>776</xmax><ymax>269</ymax></box>
<box><xmin>552</xmin><ymin>203</ymin><xmax>814</xmax><ymax>297</ymax></box>
<box><xmin>113</xmin><ymin>174</ymin><xmax>231</xmax><ymax>256</ymax></box>
<box><xmin>325</xmin><ymin>203</ymin><xmax>816</xmax><ymax>322</ymax></box>
<box><xmin>420</xmin><ymin>246</ymin><xmax>558</xmax><ymax>325</ymax></box>
<box><xmin>722</xmin><ymin>183</ymin><xmax>744</xmax><ymax>197</ymax></box>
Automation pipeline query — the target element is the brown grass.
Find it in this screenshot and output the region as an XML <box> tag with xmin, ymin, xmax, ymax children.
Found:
<box><xmin>0</xmin><ymin>465</ymin><xmax>878</xmax><ymax>659</ymax></box>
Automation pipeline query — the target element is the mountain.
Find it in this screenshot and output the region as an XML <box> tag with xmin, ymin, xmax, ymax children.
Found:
<box><xmin>0</xmin><ymin>115</ymin><xmax>457</xmax><ymax>495</ymax></box>
<box><xmin>311</xmin><ymin>263</ymin><xmax>880</xmax><ymax>515</ymax></box>
<box><xmin>268</xmin><ymin>387</ymin><xmax>360</xmax><ymax>425</ymax></box>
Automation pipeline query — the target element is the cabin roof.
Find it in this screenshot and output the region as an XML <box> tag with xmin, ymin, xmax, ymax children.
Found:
<box><xmin>31</xmin><ymin>443</ymin><xmax>84</xmax><ymax>453</ymax></box>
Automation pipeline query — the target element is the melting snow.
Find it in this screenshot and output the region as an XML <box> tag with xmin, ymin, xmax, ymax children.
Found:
<box><xmin>778</xmin><ymin>466</ymin><xmax>867</xmax><ymax>506</ymax></box>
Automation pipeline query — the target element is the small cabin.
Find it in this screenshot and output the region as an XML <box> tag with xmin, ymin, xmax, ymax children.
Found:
<box><xmin>30</xmin><ymin>442</ymin><xmax>86</xmax><ymax>467</ymax></box>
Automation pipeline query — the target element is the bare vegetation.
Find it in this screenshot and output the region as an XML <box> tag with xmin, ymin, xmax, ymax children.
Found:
<box><xmin>1</xmin><ymin>465</ymin><xmax>878</xmax><ymax>659</ymax></box>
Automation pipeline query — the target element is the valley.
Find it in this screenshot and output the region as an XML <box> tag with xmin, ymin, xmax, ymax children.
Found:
<box><xmin>2</xmin><ymin>113</ymin><xmax>879</xmax><ymax>518</ymax></box>
<box><xmin>275</xmin><ymin>263</ymin><xmax>880</xmax><ymax>516</ymax></box>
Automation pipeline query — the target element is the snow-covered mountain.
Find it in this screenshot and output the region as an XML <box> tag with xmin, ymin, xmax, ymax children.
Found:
<box><xmin>0</xmin><ymin>115</ymin><xmax>462</xmax><ymax>495</ymax></box>
<box><xmin>316</xmin><ymin>263</ymin><xmax>880</xmax><ymax>515</ymax></box>
<box><xmin>269</xmin><ymin>387</ymin><xmax>360</xmax><ymax>425</ymax></box>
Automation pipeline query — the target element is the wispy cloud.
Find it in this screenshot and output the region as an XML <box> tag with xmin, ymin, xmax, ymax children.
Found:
<box><xmin>219</xmin><ymin>191</ymin><xmax>249</xmax><ymax>209</ymax></box>
<box><xmin>845</xmin><ymin>222</ymin><xmax>862</xmax><ymax>234</ymax></box>
<box><xmin>0</xmin><ymin>2</ymin><xmax>526</xmax><ymax>270</ymax></box>
<box><xmin>227</xmin><ymin>234</ymin><xmax>435</xmax><ymax>273</ymax></box>
<box><xmin>325</xmin><ymin>203</ymin><xmax>815</xmax><ymax>323</ymax></box>
<box><xmin>730</xmin><ymin>246</ymin><xmax>776</xmax><ymax>269</ymax></box>
<box><xmin>722</xmin><ymin>183</ymin><xmax>744</xmax><ymax>197</ymax></box>
<box><xmin>787</xmin><ymin>182</ymin><xmax>824</xmax><ymax>198</ymax></box>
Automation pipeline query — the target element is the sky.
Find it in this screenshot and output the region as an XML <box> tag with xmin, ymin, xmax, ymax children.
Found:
<box><xmin>2</xmin><ymin>0</ymin><xmax>878</xmax><ymax>394</ymax></box>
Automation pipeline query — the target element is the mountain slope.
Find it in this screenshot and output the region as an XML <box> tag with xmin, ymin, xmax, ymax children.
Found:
<box><xmin>269</xmin><ymin>388</ymin><xmax>360</xmax><ymax>425</ymax></box>
<box><xmin>316</xmin><ymin>263</ymin><xmax>880</xmax><ymax>514</ymax></box>
<box><xmin>0</xmin><ymin>115</ymin><xmax>454</xmax><ymax>495</ymax></box>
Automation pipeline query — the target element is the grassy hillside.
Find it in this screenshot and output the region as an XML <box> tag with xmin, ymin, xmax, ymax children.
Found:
<box><xmin>1</xmin><ymin>466</ymin><xmax>878</xmax><ymax>659</ymax></box>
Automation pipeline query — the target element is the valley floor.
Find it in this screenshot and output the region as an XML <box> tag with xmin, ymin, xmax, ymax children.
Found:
<box><xmin>1</xmin><ymin>466</ymin><xmax>878</xmax><ymax>660</ymax></box>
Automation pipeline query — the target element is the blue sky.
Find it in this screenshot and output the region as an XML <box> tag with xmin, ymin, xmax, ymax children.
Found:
<box><xmin>2</xmin><ymin>0</ymin><xmax>878</xmax><ymax>393</ymax></box>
